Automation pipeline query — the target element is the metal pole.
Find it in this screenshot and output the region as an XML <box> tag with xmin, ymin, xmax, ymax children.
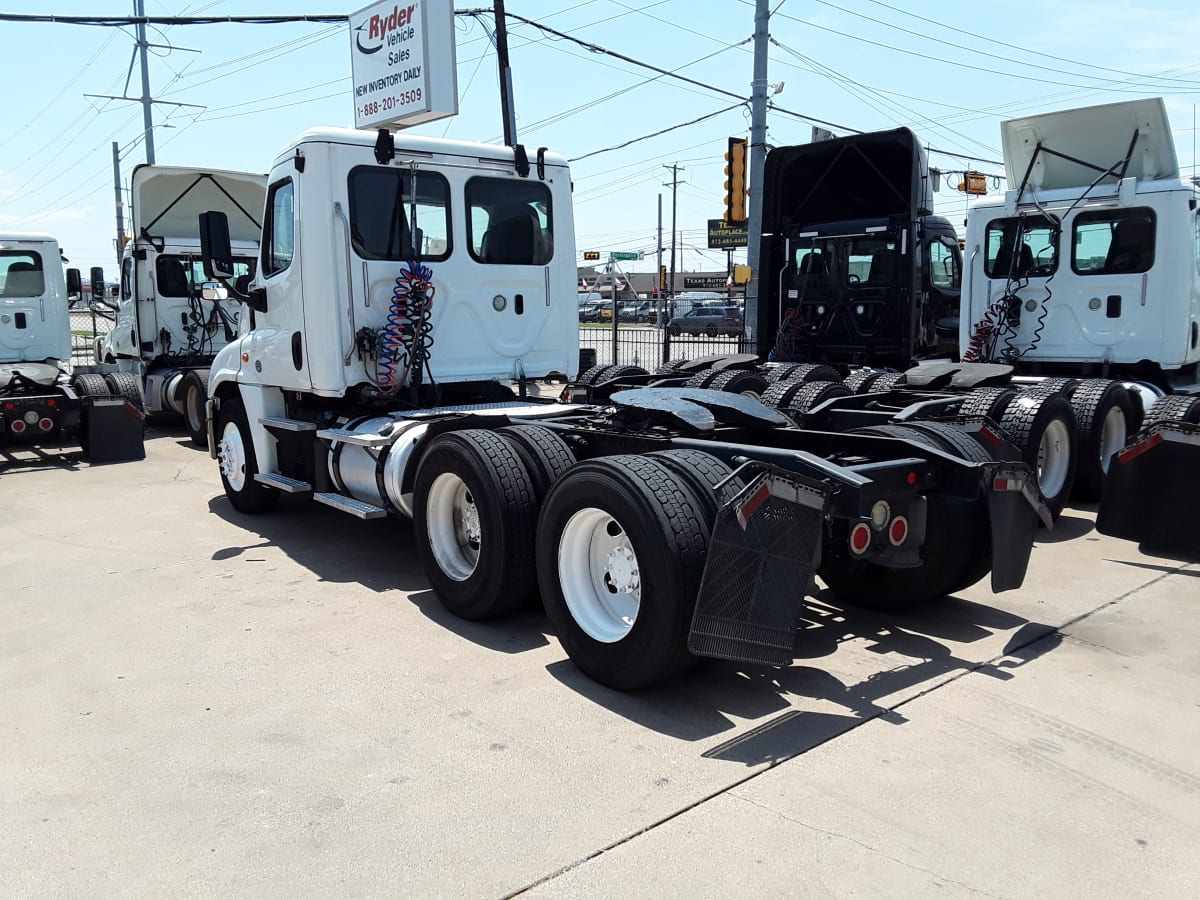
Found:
<box><xmin>657</xmin><ymin>193</ymin><xmax>665</xmax><ymax>364</ymax></box>
<box><xmin>134</xmin><ymin>0</ymin><xmax>155</xmax><ymax>164</ymax></box>
<box><xmin>493</xmin><ymin>0</ymin><xmax>518</xmax><ymax>146</ymax></box>
<box><xmin>744</xmin><ymin>0</ymin><xmax>770</xmax><ymax>347</ymax></box>
<box><xmin>664</xmin><ymin>164</ymin><xmax>682</xmax><ymax>361</ymax></box>
<box><xmin>112</xmin><ymin>142</ymin><xmax>125</xmax><ymax>272</ymax></box>
<box><xmin>610</xmin><ymin>256</ymin><xmax>619</xmax><ymax>365</ymax></box>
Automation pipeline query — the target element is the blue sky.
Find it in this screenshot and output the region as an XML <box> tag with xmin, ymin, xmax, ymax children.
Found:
<box><xmin>1</xmin><ymin>0</ymin><xmax>1198</xmax><ymax>280</ymax></box>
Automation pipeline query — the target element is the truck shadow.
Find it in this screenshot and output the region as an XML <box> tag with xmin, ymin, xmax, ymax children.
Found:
<box><xmin>546</xmin><ymin>590</ymin><xmax>1061</xmax><ymax>766</ymax></box>
<box><xmin>0</xmin><ymin>444</ymin><xmax>87</xmax><ymax>472</ymax></box>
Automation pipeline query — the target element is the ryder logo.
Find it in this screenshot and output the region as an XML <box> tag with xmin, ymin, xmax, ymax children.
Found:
<box><xmin>355</xmin><ymin>3</ymin><xmax>417</xmax><ymax>55</ymax></box>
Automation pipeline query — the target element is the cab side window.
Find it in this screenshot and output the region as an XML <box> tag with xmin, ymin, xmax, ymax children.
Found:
<box><xmin>467</xmin><ymin>178</ymin><xmax>553</xmax><ymax>266</ymax></box>
<box><xmin>263</xmin><ymin>179</ymin><xmax>295</xmax><ymax>277</ymax></box>
<box><xmin>121</xmin><ymin>257</ymin><xmax>133</xmax><ymax>300</ymax></box>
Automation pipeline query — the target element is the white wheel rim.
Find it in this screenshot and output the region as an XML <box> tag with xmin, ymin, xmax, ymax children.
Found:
<box><xmin>558</xmin><ymin>508</ymin><xmax>640</xmax><ymax>643</ymax></box>
<box><xmin>1036</xmin><ymin>417</ymin><xmax>1071</xmax><ymax>497</ymax></box>
<box><xmin>426</xmin><ymin>473</ymin><xmax>481</xmax><ymax>581</ymax></box>
<box><xmin>217</xmin><ymin>420</ymin><xmax>247</xmax><ymax>492</ymax></box>
<box><xmin>1099</xmin><ymin>406</ymin><xmax>1127</xmax><ymax>474</ymax></box>
<box><xmin>186</xmin><ymin>385</ymin><xmax>204</xmax><ymax>431</ymax></box>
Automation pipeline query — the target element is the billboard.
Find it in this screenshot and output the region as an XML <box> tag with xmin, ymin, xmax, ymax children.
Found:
<box><xmin>350</xmin><ymin>1</ymin><xmax>459</xmax><ymax>130</ymax></box>
<box><xmin>707</xmin><ymin>218</ymin><xmax>748</xmax><ymax>250</ymax></box>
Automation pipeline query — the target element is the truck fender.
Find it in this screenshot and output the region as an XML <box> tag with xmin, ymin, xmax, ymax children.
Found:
<box><xmin>220</xmin><ymin>383</ymin><xmax>286</xmax><ymax>478</ymax></box>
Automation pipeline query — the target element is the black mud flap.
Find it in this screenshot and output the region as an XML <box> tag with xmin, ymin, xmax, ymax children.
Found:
<box><xmin>985</xmin><ymin>462</ymin><xmax>1045</xmax><ymax>592</ymax></box>
<box><xmin>690</xmin><ymin>467</ymin><xmax>831</xmax><ymax>666</ymax></box>
<box><xmin>1098</xmin><ymin>423</ymin><xmax>1200</xmax><ymax>559</ymax></box>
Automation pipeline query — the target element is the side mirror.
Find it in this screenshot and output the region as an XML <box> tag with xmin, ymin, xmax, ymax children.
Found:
<box><xmin>90</xmin><ymin>266</ymin><xmax>106</xmax><ymax>301</ymax></box>
<box><xmin>199</xmin><ymin>211</ymin><xmax>234</xmax><ymax>280</ymax></box>
<box><xmin>201</xmin><ymin>281</ymin><xmax>229</xmax><ymax>301</ymax></box>
<box><xmin>66</xmin><ymin>267</ymin><xmax>82</xmax><ymax>296</ymax></box>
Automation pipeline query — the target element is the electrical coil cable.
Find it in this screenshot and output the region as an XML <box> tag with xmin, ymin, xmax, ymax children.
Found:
<box><xmin>376</xmin><ymin>259</ymin><xmax>435</xmax><ymax>393</ymax></box>
<box><xmin>963</xmin><ymin>218</ymin><xmax>1036</xmax><ymax>362</ymax></box>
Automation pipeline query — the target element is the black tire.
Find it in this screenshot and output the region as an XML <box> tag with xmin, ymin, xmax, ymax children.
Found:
<box><xmin>103</xmin><ymin>371</ymin><xmax>144</xmax><ymax>411</ymax></box>
<box><xmin>648</xmin><ymin>448</ymin><xmax>739</xmax><ymax>522</ymax></box>
<box><xmin>656</xmin><ymin>359</ymin><xmax>689</xmax><ymax>374</ymax></box>
<box><xmin>758</xmin><ymin>377</ymin><xmax>808</xmax><ymax>410</ymax></box>
<box><xmin>870</xmin><ymin>372</ymin><xmax>907</xmax><ymax>392</ymax></box>
<box><xmin>844</xmin><ymin>369</ymin><xmax>883</xmax><ymax>394</ymax></box>
<box><xmin>669</xmin><ymin>325</ymin><xmax>681</xmax><ymax>337</ymax></box>
<box><xmin>536</xmin><ymin>455</ymin><xmax>710</xmax><ymax>690</ymax></box>
<box><xmin>601</xmin><ymin>365</ymin><xmax>650</xmax><ymax>382</ymax></box>
<box><xmin>413</xmin><ymin>429</ymin><xmax>538</xmax><ymax>619</ymax></box>
<box><xmin>780</xmin><ymin>380</ymin><xmax>852</xmax><ymax>425</ymax></box>
<box><xmin>704</xmin><ymin>324</ymin><xmax>718</xmax><ymax>337</ymax></box>
<box><xmin>1034</xmin><ymin>377</ymin><xmax>1081</xmax><ymax>397</ymax></box>
<box><xmin>181</xmin><ymin>370</ymin><xmax>210</xmax><ymax>446</ymax></box>
<box><xmin>1069</xmin><ymin>380</ymin><xmax>1137</xmax><ymax>501</ymax></box>
<box><xmin>765</xmin><ymin>364</ymin><xmax>805</xmax><ymax>383</ymax></box>
<box><xmin>958</xmin><ymin>386</ymin><xmax>1018</xmax><ymax>422</ymax></box>
<box><xmin>899</xmin><ymin>420</ymin><xmax>998</xmax><ymax>465</ymax></box>
<box><xmin>787</xmin><ymin>362</ymin><xmax>842</xmax><ymax>383</ymax></box>
<box><xmin>1144</xmin><ymin>393</ymin><xmax>1200</xmax><ymax>426</ymax></box>
<box><xmin>684</xmin><ymin>367</ymin><xmax>724</xmax><ymax>389</ymax></box>
<box><xmin>704</xmin><ymin>369</ymin><xmax>768</xmax><ymax>397</ymax></box>
<box><xmin>72</xmin><ymin>373</ymin><xmax>108</xmax><ymax>398</ymax></box>
<box><xmin>215</xmin><ymin>395</ymin><xmax>279</xmax><ymax>515</ymax></box>
<box><xmin>498</xmin><ymin>424</ymin><xmax>576</xmax><ymax>503</ymax></box>
<box><xmin>999</xmin><ymin>391</ymin><xmax>1078</xmax><ymax>519</ymax></box>
<box><xmin>577</xmin><ymin>364</ymin><xmax>615</xmax><ymax>386</ymax></box>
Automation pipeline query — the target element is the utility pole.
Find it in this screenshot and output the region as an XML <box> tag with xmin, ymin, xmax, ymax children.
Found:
<box><xmin>135</xmin><ymin>0</ymin><xmax>155</xmax><ymax>163</ymax></box>
<box><xmin>663</xmin><ymin>165</ymin><xmax>683</xmax><ymax>362</ymax></box>
<box><xmin>656</xmin><ymin>193</ymin><xmax>664</xmax><ymax>326</ymax></box>
<box><xmin>84</xmin><ymin>1</ymin><xmax>203</xmax><ymax>166</ymax></box>
<box><xmin>744</xmin><ymin>0</ymin><xmax>770</xmax><ymax>343</ymax></box>
<box><xmin>112</xmin><ymin>142</ymin><xmax>125</xmax><ymax>271</ymax></box>
<box><xmin>493</xmin><ymin>0</ymin><xmax>518</xmax><ymax>145</ymax></box>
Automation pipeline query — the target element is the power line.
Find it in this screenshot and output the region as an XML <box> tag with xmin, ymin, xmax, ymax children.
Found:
<box><xmin>0</xmin><ymin>13</ymin><xmax>348</xmax><ymax>25</ymax></box>
<box><xmin>570</xmin><ymin>104</ymin><xmax>744</xmax><ymax>163</ymax></box>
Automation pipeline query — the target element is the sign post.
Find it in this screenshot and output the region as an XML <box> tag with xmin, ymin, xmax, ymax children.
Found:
<box><xmin>349</xmin><ymin>0</ymin><xmax>459</xmax><ymax>130</ymax></box>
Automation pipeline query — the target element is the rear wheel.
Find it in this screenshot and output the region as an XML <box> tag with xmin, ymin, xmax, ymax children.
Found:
<box><xmin>537</xmin><ymin>455</ymin><xmax>710</xmax><ymax>690</ymax></box>
<box><xmin>958</xmin><ymin>386</ymin><xmax>1018</xmax><ymax>422</ymax></box>
<box><xmin>1145</xmin><ymin>393</ymin><xmax>1200</xmax><ymax>426</ymax></box>
<box><xmin>1069</xmin><ymin>379</ymin><xmax>1136</xmax><ymax>501</ymax></box>
<box><xmin>181</xmin><ymin>370</ymin><xmax>210</xmax><ymax>446</ymax></box>
<box><xmin>71</xmin><ymin>373</ymin><xmax>108</xmax><ymax>398</ymax></box>
<box><xmin>684</xmin><ymin>367</ymin><xmax>724</xmax><ymax>389</ymax></box>
<box><xmin>648</xmin><ymin>448</ymin><xmax>739</xmax><ymax>522</ymax></box>
<box><xmin>577</xmin><ymin>364</ymin><xmax>616</xmax><ymax>386</ymax></box>
<box><xmin>870</xmin><ymin>372</ymin><xmax>907</xmax><ymax>392</ymax></box>
<box><xmin>215</xmin><ymin>395</ymin><xmax>278</xmax><ymax>515</ymax></box>
<box><xmin>780</xmin><ymin>380</ymin><xmax>852</xmax><ymax>425</ymax></box>
<box><xmin>843</xmin><ymin>369</ymin><xmax>882</xmax><ymax>394</ymax></box>
<box><xmin>999</xmin><ymin>392</ymin><xmax>1077</xmax><ymax>518</ymax></box>
<box><xmin>703</xmin><ymin>369</ymin><xmax>768</xmax><ymax>397</ymax></box>
<box><xmin>103</xmin><ymin>371</ymin><xmax>144</xmax><ymax>411</ymax></box>
<box><xmin>497</xmin><ymin>424</ymin><xmax>576</xmax><ymax>503</ymax></box>
<box><xmin>414</xmin><ymin>430</ymin><xmax>538</xmax><ymax>620</ymax></box>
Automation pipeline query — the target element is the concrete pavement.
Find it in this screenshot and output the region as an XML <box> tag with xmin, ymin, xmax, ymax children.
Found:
<box><xmin>1</xmin><ymin>427</ymin><xmax>1196</xmax><ymax>898</ymax></box>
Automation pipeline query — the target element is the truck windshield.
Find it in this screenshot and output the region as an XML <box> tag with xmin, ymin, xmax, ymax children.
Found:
<box><xmin>0</xmin><ymin>251</ymin><xmax>45</xmax><ymax>298</ymax></box>
<box><xmin>348</xmin><ymin>167</ymin><xmax>451</xmax><ymax>261</ymax></box>
<box><xmin>155</xmin><ymin>255</ymin><xmax>256</xmax><ymax>297</ymax></box>
<box><xmin>985</xmin><ymin>215</ymin><xmax>1059</xmax><ymax>279</ymax></box>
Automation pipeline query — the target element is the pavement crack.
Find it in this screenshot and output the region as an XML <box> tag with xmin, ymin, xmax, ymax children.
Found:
<box><xmin>725</xmin><ymin>793</ymin><xmax>1016</xmax><ymax>900</ymax></box>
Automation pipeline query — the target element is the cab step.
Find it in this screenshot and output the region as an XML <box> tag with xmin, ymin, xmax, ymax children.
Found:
<box><xmin>259</xmin><ymin>415</ymin><xmax>317</xmax><ymax>432</ymax></box>
<box><xmin>254</xmin><ymin>472</ymin><xmax>311</xmax><ymax>493</ymax></box>
<box><xmin>313</xmin><ymin>491</ymin><xmax>387</xmax><ymax>519</ymax></box>
<box><xmin>316</xmin><ymin>427</ymin><xmax>391</xmax><ymax>448</ymax></box>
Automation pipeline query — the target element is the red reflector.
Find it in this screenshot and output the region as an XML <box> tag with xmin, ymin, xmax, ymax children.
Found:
<box><xmin>3</xmin><ymin>402</ymin><xmax>13</xmax><ymax>411</ymax></box>
<box><xmin>10</xmin><ymin>420</ymin><xmax>26</xmax><ymax>433</ymax></box>
<box><xmin>47</xmin><ymin>399</ymin><xmax>56</xmax><ymax>407</ymax></box>
<box><xmin>906</xmin><ymin>471</ymin><xmax>917</xmax><ymax>486</ymax></box>
<box><xmin>978</xmin><ymin>427</ymin><xmax>1003</xmax><ymax>446</ymax></box>
<box><xmin>850</xmin><ymin>522</ymin><xmax>871</xmax><ymax>554</ymax></box>
<box><xmin>1118</xmin><ymin>431</ymin><xmax>1163</xmax><ymax>463</ymax></box>
<box><xmin>736</xmin><ymin>482</ymin><xmax>772</xmax><ymax>530</ymax></box>
<box><xmin>39</xmin><ymin>417</ymin><xmax>54</xmax><ymax>431</ymax></box>
<box><xmin>889</xmin><ymin>516</ymin><xmax>908</xmax><ymax>546</ymax></box>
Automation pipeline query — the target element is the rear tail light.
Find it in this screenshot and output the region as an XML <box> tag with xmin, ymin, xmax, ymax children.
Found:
<box><xmin>888</xmin><ymin>516</ymin><xmax>909</xmax><ymax>546</ymax></box>
<box><xmin>10</xmin><ymin>419</ymin><xmax>26</xmax><ymax>434</ymax></box>
<box><xmin>38</xmin><ymin>417</ymin><xmax>55</xmax><ymax>432</ymax></box>
<box><xmin>849</xmin><ymin>522</ymin><xmax>871</xmax><ymax>555</ymax></box>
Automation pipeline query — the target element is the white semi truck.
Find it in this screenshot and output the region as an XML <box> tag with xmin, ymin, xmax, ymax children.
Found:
<box><xmin>0</xmin><ymin>232</ymin><xmax>144</xmax><ymax>460</ymax></box>
<box><xmin>94</xmin><ymin>165</ymin><xmax>266</xmax><ymax>443</ymax></box>
<box><xmin>197</xmin><ymin>126</ymin><xmax>1047</xmax><ymax>689</ymax></box>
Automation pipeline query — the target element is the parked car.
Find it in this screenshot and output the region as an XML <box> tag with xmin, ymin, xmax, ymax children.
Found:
<box><xmin>667</xmin><ymin>304</ymin><xmax>744</xmax><ymax>337</ymax></box>
<box><xmin>578</xmin><ymin>301</ymin><xmax>603</xmax><ymax>322</ymax></box>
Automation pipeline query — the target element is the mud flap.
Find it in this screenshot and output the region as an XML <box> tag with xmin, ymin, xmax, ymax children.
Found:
<box><xmin>986</xmin><ymin>463</ymin><xmax>1045</xmax><ymax>592</ymax></box>
<box><xmin>1097</xmin><ymin>422</ymin><xmax>1200</xmax><ymax>558</ymax></box>
<box><xmin>690</xmin><ymin>467</ymin><xmax>830</xmax><ymax>666</ymax></box>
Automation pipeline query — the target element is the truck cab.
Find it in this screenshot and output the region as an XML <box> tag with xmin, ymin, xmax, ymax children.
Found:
<box><xmin>960</xmin><ymin>98</ymin><xmax>1200</xmax><ymax>389</ymax></box>
<box><xmin>0</xmin><ymin>232</ymin><xmax>70</xmax><ymax>366</ymax></box>
<box><xmin>96</xmin><ymin>165</ymin><xmax>266</xmax><ymax>435</ymax></box>
<box><xmin>755</xmin><ymin>129</ymin><xmax>962</xmax><ymax>369</ymax></box>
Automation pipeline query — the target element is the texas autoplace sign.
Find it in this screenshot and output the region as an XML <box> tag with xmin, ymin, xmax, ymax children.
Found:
<box><xmin>350</xmin><ymin>0</ymin><xmax>459</xmax><ymax>130</ymax></box>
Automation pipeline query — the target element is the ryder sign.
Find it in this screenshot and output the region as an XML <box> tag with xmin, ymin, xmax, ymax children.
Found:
<box><xmin>350</xmin><ymin>0</ymin><xmax>458</xmax><ymax>130</ymax></box>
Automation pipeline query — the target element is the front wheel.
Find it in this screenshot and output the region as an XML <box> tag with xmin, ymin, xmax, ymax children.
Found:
<box><xmin>215</xmin><ymin>395</ymin><xmax>278</xmax><ymax>514</ymax></box>
<box><xmin>181</xmin><ymin>370</ymin><xmax>210</xmax><ymax>447</ymax></box>
<box><xmin>537</xmin><ymin>455</ymin><xmax>710</xmax><ymax>690</ymax></box>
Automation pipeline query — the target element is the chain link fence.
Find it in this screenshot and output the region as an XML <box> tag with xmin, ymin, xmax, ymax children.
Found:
<box><xmin>67</xmin><ymin>307</ymin><xmax>114</xmax><ymax>372</ymax></box>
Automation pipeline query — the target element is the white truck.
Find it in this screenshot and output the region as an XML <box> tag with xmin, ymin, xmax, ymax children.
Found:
<box><xmin>94</xmin><ymin>165</ymin><xmax>266</xmax><ymax>444</ymax></box>
<box><xmin>1</xmin><ymin>232</ymin><xmax>144</xmax><ymax>460</ymax></box>
<box><xmin>197</xmin><ymin>126</ymin><xmax>1047</xmax><ymax>690</ymax></box>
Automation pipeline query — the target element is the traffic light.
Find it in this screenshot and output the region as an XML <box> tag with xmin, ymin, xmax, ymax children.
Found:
<box><xmin>724</xmin><ymin>137</ymin><xmax>748</xmax><ymax>223</ymax></box>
